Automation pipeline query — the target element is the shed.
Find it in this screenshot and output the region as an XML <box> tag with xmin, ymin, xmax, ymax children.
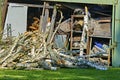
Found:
<box><xmin>1</xmin><ymin>0</ymin><xmax>120</xmax><ymax>67</ymax></box>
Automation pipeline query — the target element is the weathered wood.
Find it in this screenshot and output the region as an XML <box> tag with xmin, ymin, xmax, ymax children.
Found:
<box><xmin>59</xmin><ymin>18</ymin><xmax>71</xmax><ymax>32</ymax></box>
<box><xmin>39</xmin><ymin>2</ymin><xmax>46</xmax><ymax>33</ymax></box>
<box><xmin>0</xmin><ymin>49</ymin><xmax>10</xmax><ymax>60</ymax></box>
<box><xmin>0</xmin><ymin>0</ymin><xmax>2</xmax><ymax>33</ymax></box>
<box><xmin>1</xmin><ymin>0</ymin><xmax>8</xmax><ymax>33</ymax></box>
<box><xmin>47</xmin><ymin>5</ymin><xmax>57</xmax><ymax>43</ymax></box>
<box><xmin>49</xmin><ymin>10</ymin><xmax>63</xmax><ymax>43</ymax></box>
<box><xmin>0</xmin><ymin>36</ymin><xmax>20</xmax><ymax>64</ymax></box>
<box><xmin>42</xmin><ymin>2</ymin><xmax>49</xmax><ymax>32</ymax></box>
<box><xmin>97</xmin><ymin>19</ymin><xmax>111</xmax><ymax>23</ymax></box>
<box><xmin>80</xmin><ymin>6</ymin><xmax>89</xmax><ymax>55</ymax></box>
<box><xmin>62</xmin><ymin>60</ymin><xmax>78</xmax><ymax>68</ymax></box>
<box><xmin>0</xmin><ymin>49</ymin><xmax>5</xmax><ymax>54</ymax></box>
<box><xmin>15</xmin><ymin>63</ymin><xmax>38</xmax><ymax>69</ymax></box>
<box><xmin>59</xmin><ymin>53</ymin><xmax>76</xmax><ymax>60</ymax></box>
<box><xmin>2</xmin><ymin>52</ymin><xmax>22</xmax><ymax>67</ymax></box>
<box><xmin>8</xmin><ymin>2</ymin><xmax>53</xmax><ymax>9</ymax></box>
<box><xmin>48</xmin><ymin>47</ymin><xmax>59</xmax><ymax>62</ymax></box>
<box><xmin>31</xmin><ymin>46</ymin><xmax>36</xmax><ymax>58</ymax></box>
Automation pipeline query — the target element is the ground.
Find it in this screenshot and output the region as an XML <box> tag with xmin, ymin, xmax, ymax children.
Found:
<box><xmin>0</xmin><ymin>68</ymin><xmax>120</xmax><ymax>80</ymax></box>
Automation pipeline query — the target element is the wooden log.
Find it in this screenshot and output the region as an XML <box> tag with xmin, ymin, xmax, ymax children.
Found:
<box><xmin>80</xmin><ymin>6</ymin><xmax>89</xmax><ymax>55</ymax></box>
<box><xmin>0</xmin><ymin>49</ymin><xmax>10</xmax><ymax>61</ymax></box>
<box><xmin>0</xmin><ymin>36</ymin><xmax>20</xmax><ymax>64</ymax></box>
<box><xmin>48</xmin><ymin>47</ymin><xmax>59</xmax><ymax>62</ymax></box>
<box><xmin>59</xmin><ymin>18</ymin><xmax>71</xmax><ymax>32</ymax></box>
<box><xmin>63</xmin><ymin>60</ymin><xmax>78</xmax><ymax>68</ymax></box>
<box><xmin>59</xmin><ymin>53</ymin><xmax>76</xmax><ymax>60</ymax></box>
<box><xmin>39</xmin><ymin>2</ymin><xmax>46</xmax><ymax>33</ymax></box>
<box><xmin>47</xmin><ymin>5</ymin><xmax>57</xmax><ymax>43</ymax></box>
<box><xmin>49</xmin><ymin>10</ymin><xmax>63</xmax><ymax>43</ymax></box>
<box><xmin>43</xmin><ymin>36</ymin><xmax>47</xmax><ymax>56</ymax></box>
<box><xmin>42</xmin><ymin>2</ymin><xmax>49</xmax><ymax>33</ymax></box>
<box><xmin>31</xmin><ymin>46</ymin><xmax>36</xmax><ymax>58</ymax></box>
<box><xmin>15</xmin><ymin>63</ymin><xmax>38</xmax><ymax>70</ymax></box>
<box><xmin>0</xmin><ymin>49</ymin><xmax>5</xmax><ymax>54</ymax></box>
<box><xmin>6</xmin><ymin>62</ymin><xmax>16</xmax><ymax>69</ymax></box>
<box><xmin>30</xmin><ymin>45</ymin><xmax>51</xmax><ymax>62</ymax></box>
<box><xmin>2</xmin><ymin>46</ymin><xmax>23</xmax><ymax>67</ymax></box>
<box><xmin>25</xmin><ymin>67</ymin><xmax>43</xmax><ymax>70</ymax></box>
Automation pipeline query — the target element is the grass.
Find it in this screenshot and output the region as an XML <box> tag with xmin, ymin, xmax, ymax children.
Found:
<box><xmin>0</xmin><ymin>68</ymin><xmax>120</xmax><ymax>80</ymax></box>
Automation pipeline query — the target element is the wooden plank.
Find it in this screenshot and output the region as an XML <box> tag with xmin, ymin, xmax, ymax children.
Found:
<box><xmin>1</xmin><ymin>0</ymin><xmax>8</xmax><ymax>37</ymax></box>
<box><xmin>70</xmin><ymin>15</ymin><xmax>73</xmax><ymax>50</ymax></box>
<box><xmin>89</xmin><ymin>35</ymin><xmax>112</xmax><ymax>39</ymax></box>
<box><xmin>86</xmin><ymin>36</ymin><xmax>91</xmax><ymax>55</ymax></box>
<box><xmin>8</xmin><ymin>2</ymin><xmax>53</xmax><ymax>8</ymax></box>
<box><xmin>49</xmin><ymin>10</ymin><xmax>63</xmax><ymax>43</ymax></box>
<box><xmin>42</xmin><ymin>2</ymin><xmax>49</xmax><ymax>33</ymax></box>
<box><xmin>93</xmin><ymin>21</ymin><xmax>111</xmax><ymax>37</ymax></box>
<box><xmin>71</xmin><ymin>15</ymin><xmax>84</xmax><ymax>18</ymax></box>
<box><xmin>39</xmin><ymin>2</ymin><xmax>46</xmax><ymax>33</ymax></box>
<box><xmin>47</xmin><ymin>5</ymin><xmax>57</xmax><ymax>43</ymax></box>
<box><xmin>97</xmin><ymin>19</ymin><xmax>111</xmax><ymax>23</ymax></box>
<box><xmin>0</xmin><ymin>0</ymin><xmax>2</xmax><ymax>32</ymax></box>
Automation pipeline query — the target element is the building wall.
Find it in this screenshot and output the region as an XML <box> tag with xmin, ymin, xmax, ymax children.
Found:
<box><xmin>3</xmin><ymin>3</ymin><xmax>27</xmax><ymax>37</ymax></box>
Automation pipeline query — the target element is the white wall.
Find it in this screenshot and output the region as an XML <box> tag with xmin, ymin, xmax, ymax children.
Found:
<box><xmin>3</xmin><ymin>3</ymin><xmax>28</xmax><ymax>38</ymax></box>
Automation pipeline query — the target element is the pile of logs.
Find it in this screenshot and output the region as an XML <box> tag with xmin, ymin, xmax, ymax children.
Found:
<box><xmin>0</xmin><ymin>30</ymin><xmax>108</xmax><ymax>70</ymax></box>
<box><xmin>0</xmin><ymin>30</ymin><xmax>66</xmax><ymax>70</ymax></box>
<box><xmin>0</xmin><ymin>5</ymin><xmax>76</xmax><ymax>70</ymax></box>
<box><xmin>0</xmin><ymin>30</ymin><xmax>83</xmax><ymax>70</ymax></box>
<box><xmin>0</xmin><ymin>4</ymin><xmax>109</xmax><ymax>71</ymax></box>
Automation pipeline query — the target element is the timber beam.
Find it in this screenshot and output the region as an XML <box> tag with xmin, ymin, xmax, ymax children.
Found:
<box><xmin>42</xmin><ymin>0</ymin><xmax>117</xmax><ymax>5</ymax></box>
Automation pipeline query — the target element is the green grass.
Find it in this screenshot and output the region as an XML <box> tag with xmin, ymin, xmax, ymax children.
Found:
<box><xmin>0</xmin><ymin>68</ymin><xmax>120</xmax><ymax>80</ymax></box>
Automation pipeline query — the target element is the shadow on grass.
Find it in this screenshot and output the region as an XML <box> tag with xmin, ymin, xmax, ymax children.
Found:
<box><xmin>0</xmin><ymin>68</ymin><xmax>120</xmax><ymax>80</ymax></box>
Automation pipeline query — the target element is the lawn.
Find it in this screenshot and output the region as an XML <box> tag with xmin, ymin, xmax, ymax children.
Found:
<box><xmin>0</xmin><ymin>68</ymin><xmax>120</xmax><ymax>80</ymax></box>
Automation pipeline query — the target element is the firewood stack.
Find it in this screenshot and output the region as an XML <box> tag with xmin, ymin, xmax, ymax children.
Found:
<box><xmin>0</xmin><ymin>30</ymin><xmax>65</xmax><ymax>70</ymax></box>
<box><xmin>0</xmin><ymin>6</ymin><xmax>76</xmax><ymax>70</ymax></box>
<box><xmin>0</xmin><ymin>30</ymin><xmax>108</xmax><ymax>70</ymax></box>
<box><xmin>29</xmin><ymin>17</ymin><xmax>40</xmax><ymax>31</ymax></box>
<box><xmin>0</xmin><ymin>4</ymin><xmax>109</xmax><ymax>71</ymax></box>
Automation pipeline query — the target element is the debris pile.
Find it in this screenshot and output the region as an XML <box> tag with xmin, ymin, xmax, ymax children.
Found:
<box><xmin>0</xmin><ymin>3</ymin><xmax>111</xmax><ymax>70</ymax></box>
<box><xmin>0</xmin><ymin>30</ymin><xmax>65</xmax><ymax>70</ymax></box>
<box><xmin>0</xmin><ymin>31</ymin><xmax>108</xmax><ymax>70</ymax></box>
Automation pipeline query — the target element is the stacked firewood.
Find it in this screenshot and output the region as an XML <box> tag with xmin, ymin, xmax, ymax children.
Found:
<box><xmin>0</xmin><ymin>5</ymin><xmax>77</xmax><ymax>70</ymax></box>
<box><xmin>0</xmin><ymin>30</ymin><xmax>108</xmax><ymax>70</ymax></box>
<box><xmin>0</xmin><ymin>32</ymin><xmax>109</xmax><ymax>70</ymax></box>
<box><xmin>0</xmin><ymin>30</ymin><xmax>65</xmax><ymax>70</ymax></box>
<box><xmin>29</xmin><ymin>17</ymin><xmax>39</xmax><ymax>31</ymax></box>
